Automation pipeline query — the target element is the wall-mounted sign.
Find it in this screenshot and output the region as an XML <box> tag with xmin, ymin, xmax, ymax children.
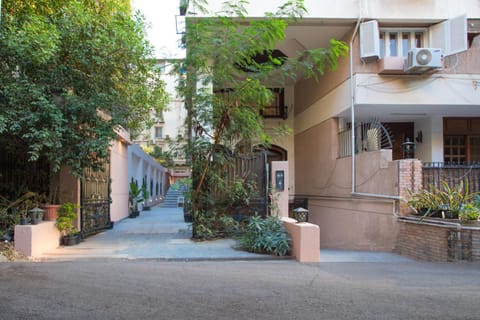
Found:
<box><xmin>275</xmin><ymin>170</ymin><xmax>284</xmax><ymax>191</ymax></box>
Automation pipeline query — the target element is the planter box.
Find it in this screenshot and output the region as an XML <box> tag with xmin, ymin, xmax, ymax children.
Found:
<box><xmin>395</xmin><ymin>217</ymin><xmax>480</xmax><ymax>262</ymax></box>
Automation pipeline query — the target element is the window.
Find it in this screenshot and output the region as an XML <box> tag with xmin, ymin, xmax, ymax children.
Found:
<box><xmin>444</xmin><ymin>118</ymin><xmax>480</xmax><ymax>163</ymax></box>
<box><xmin>214</xmin><ymin>88</ymin><xmax>288</xmax><ymax>119</ymax></box>
<box><xmin>444</xmin><ymin>136</ymin><xmax>466</xmax><ymax>163</ymax></box>
<box><xmin>379</xmin><ymin>29</ymin><xmax>426</xmax><ymax>58</ymax></box>
<box><xmin>360</xmin><ymin>16</ymin><xmax>468</xmax><ymax>60</ymax></box>
<box><xmin>155</xmin><ymin>127</ymin><xmax>163</xmax><ymax>139</ymax></box>
<box><xmin>260</xmin><ymin>88</ymin><xmax>287</xmax><ymax>119</ymax></box>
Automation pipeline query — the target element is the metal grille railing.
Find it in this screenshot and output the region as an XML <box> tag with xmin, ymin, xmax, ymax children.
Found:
<box><xmin>338</xmin><ymin>119</ymin><xmax>393</xmax><ymax>158</ymax></box>
<box><xmin>422</xmin><ymin>162</ymin><xmax>480</xmax><ymax>193</ymax></box>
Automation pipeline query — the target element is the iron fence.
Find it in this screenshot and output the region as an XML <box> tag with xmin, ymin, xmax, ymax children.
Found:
<box><xmin>422</xmin><ymin>162</ymin><xmax>480</xmax><ymax>193</ymax></box>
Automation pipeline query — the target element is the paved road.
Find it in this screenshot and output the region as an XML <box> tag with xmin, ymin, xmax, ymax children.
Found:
<box><xmin>1</xmin><ymin>259</ymin><xmax>479</xmax><ymax>320</ymax></box>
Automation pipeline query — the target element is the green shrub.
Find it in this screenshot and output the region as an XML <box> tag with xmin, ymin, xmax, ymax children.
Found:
<box><xmin>239</xmin><ymin>215</ymin><xmax>290</xmax><ymax>256</ymax></box>
<box><xmin>193</xmin><ymin>210</ymin><xmax>243</xmax><ymax>240</ymax></box>
<box><xmin>219</xmin><ymin>215</ymin><xmax>241</xmax><ymax>237</ymax></box>
<box><xmin>406</xmin><ymin>180</ymin><xmax>477</xmax><ymax>218</ymax></box>
<box><xmin>459</xmin><ymin>203</ymin><xmax>480</xmax><ymax>221</ymax></box>
<box><xmin>56</xmin><ymin>202</ymin><xmax>79</xmax><ymax>236</ymax></box>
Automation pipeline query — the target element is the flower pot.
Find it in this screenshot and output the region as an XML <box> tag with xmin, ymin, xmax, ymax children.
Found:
<box><xmin>129</xmin><ymin>211</ymin><xmax>139</xmax><ymax>218</ymax></box>
<box><xmin>29</xmin><ymin>207</ymin><xmax>44</xmax><ymax>225</ymax></box>
<box><xmin>62</xmin><ymin>233</ymin><xmax>81</xmax><ymax>246</ymax></box>
<box><xmin>42</xmin><ymin>204</ymin><xmax>61</xmax><ymax>221</ymax></box>
<box><xmin>20</xmin><ymin>217</ymin><xmax>29</xmax><ymax>225</ymax></box>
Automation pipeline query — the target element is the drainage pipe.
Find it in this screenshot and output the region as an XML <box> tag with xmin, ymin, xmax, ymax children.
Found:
<box><xmin>348</xmin><ymin>1</ymin><xmax>404</xmax><ymax>203</ymax></box>
<box><xmin>349</xmin><ymin>0</ymin><xmax>362</xmax><ymax>194</ymax></box>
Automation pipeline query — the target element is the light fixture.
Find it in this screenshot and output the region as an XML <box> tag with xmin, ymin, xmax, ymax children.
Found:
<box><xmin>415</xmin><ymin>131</ymin><xmax>423</xmax><ymax>143</ymax></box>
<box><xmin>402</xmin><ymin>137</ymin><xmax>415</xmax><ymax>159</ymax></box>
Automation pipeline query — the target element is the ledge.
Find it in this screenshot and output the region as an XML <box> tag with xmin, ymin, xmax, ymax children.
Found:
<box><xmin>281</xmin><ymin>217</ymin><xmax>320</xmax><ymax>263</ymax></box>
<box><xmin>14</xmin><ymin>222</ymin><xmax>60</xmax><ymax>258</ymax></box>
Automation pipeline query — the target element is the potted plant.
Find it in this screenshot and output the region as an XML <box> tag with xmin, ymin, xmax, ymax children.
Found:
<box><xmin>17</xmin><ymin>193</ymin><xmax>34</xmax><ymax>225</ymax></box>
<box><xmin>141</xmin><ymin>181</ymin><xmax>150</xmax><ymax>211</ymax></box>
<box><xmin>41</xmin><ymin>177</ymin><xmax>61</xmax><ymax>221</ymax></box>
<box><xmin>129</xmin><ymin>181</ymin><xmax>143</xmax><ymax>218</ymax></box>
<box><xmin>56</xmin><ymin>202</ymin><xmax>81</xmax><ymax>246</ymax></box>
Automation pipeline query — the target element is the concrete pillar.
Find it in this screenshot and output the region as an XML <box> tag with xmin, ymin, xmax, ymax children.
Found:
<box><xmin>271</xmin><ymin>161</ymin><xmax>289</xmax><ymax>218</ymax></box>
<box><xmin>398</xmin><ymin>159</ymin><xmax>423</xmax><ymax>215</ymax></box>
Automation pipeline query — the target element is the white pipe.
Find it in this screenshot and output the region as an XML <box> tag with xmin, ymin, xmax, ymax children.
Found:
<box><xmin>347</xmin><ymin>1</ymin><xmax>404</xmax><ymax>203</ymax></box>
<box><xmin>350</xmin><ymin>0</ymin><xmax>362</xmax><ymax>194</ymax></box>
<box><xmin>351</xmin><ymin>192</ymin><xmax>401</xmax><ymax>200</ymax></box>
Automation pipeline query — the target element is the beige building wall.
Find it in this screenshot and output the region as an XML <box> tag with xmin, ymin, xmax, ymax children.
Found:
<box><xmin>110</xmin><ymin>138</ymin><xmax>130</xmax><ymax>222</ymax></box>
<box><xmin>295</xmin><ymin>119</ymin><xmax>400</xmax><ymax>250</ymax></box>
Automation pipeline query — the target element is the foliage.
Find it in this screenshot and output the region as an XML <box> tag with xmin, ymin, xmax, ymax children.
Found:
<box><xmin>56</xmin><ymin>202</ymin><xmax>79</xmax><ymax>236</ymax></box>
<box><xmin>406</xmin><ymin>180</ymin><xmax>478</xmax><ymax>219</ymax></box>
<box><xmin>239</xmin><ymin>215</ymin><xmax>290</xmax><ymax>256</ymax></box>
<box><xmin>0</xmin><ymin>192</ymin><xmax>42</xmax><ymax>237</ymax></box>
<box><xmin>179</xmin><ymin>0</ymin><xmax>348</xmax><ymax>237</ymax></box>
<box><xmin>193</xmin><ymin>210</ymin><xmax>242</xmax><ymax>240</ymax></box>
<box><xmin>0</xmin><ymin>241</ymin><xmax>27</xmax><ymax>261</ymax></box>
<box><xmin>129</xmin><ymin>180</ymin><xmax>143</xmax><ymax>212</ymax></box>
<box><xmin>219</xmin><ymin>215</ymin><xmax>242</xmax><ymax>237</ymax></box>
<box><xmin>459</xmin><ymin>203</ymin><xmax>480</xmax><ymax>222</ymax></box>
<box><xmin>145</xmin><ymin>145</ymin><xmax>176</xmax><ymax>168</ymax></box>
<box><xmin>0</xmin><ymin>0</ymin><xmax>168</xmax><ymax>177</ymax></box>
<box><xmin>141</xmin><ymin>179</ymin><xmax>149</xmax><ymax>204</ymax></box>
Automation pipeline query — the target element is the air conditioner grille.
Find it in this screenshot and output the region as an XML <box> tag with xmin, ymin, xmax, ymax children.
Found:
<box><xmin>416</xmin><ymin>49</ymin><xmax>433</xmax><ymax>65</ymax></box>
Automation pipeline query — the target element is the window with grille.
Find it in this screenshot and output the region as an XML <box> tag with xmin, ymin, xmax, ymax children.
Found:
<box><xmin>444</xmin><ymin>136</ymin><xmax>466</xmax><ymax>163</ymax></box>
<box><xmin>444</xmin><ymin>118</ymin><xmax>480</xmax><ymax>163</ymax></box>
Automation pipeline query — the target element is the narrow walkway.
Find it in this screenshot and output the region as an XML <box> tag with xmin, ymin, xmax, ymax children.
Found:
<box><xmin>41</xmin><ymin>205</ymin><xmax>264</xmax><ymax>261</ymax></box>
<box><xmin>41</xmin><ymin>204</ymin><xmax>413</xmax><ymax>262</ymax></box>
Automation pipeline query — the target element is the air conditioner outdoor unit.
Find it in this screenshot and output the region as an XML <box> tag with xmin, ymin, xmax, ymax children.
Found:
<box><xmin>404</xmin><ymin>48</ymin><xmax>442</xmax><ymax>73</ymax></box>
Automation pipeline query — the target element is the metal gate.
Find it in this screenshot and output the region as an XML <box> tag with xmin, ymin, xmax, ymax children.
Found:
<box><xmin>228</xmin><ymin>151</ymin><xmax>268</xmax><ymax>217</ymax></box>
<box><xmin>81</xmin><ymin>162</ymin><xmax>113</xmax><ymax>237</ymax></box>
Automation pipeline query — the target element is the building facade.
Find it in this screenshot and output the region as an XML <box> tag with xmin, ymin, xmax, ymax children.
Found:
<box><xmin>186</xmin><ymin>0</ymin><xmax>480</xmax><ymax>251</ymax></box>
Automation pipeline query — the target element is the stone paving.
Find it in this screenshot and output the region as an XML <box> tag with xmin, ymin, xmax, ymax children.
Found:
<box><xmin>40</xmin><ymin>205</ymin><xmax>265</xmax><ymax>261</ymax></box>
<box><xmin>38</xmin><ymin>204</ymin><xmax>413</xmax><ymax>262</ymax></box>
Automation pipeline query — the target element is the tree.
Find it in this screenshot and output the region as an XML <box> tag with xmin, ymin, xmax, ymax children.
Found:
<box><xmin>178</xmin><ymin>0</ymin><xmax>348</xmax><ymax>238</ymax></box>
<box><xmin>0</xmin><ymin>0</ymin><xmax>168</xmax><ymax>176</ymax></box>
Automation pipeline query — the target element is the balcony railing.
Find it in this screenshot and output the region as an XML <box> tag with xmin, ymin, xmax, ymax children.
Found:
<box><xmin>422</xmin><ymin>162</ymin><xmax>480</xmax><ymax>193</ymax></box>
<box><xmin>338</xmin><ymin>119</ymin><xmax>393</xmax><ymax>158</ymax></box>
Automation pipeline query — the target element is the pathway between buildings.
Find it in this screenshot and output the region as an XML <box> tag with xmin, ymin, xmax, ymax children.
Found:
<box><xmin>41</xmin><ymin>205</ymin><xmax>264</xmax><ymax>261</ymax></box>
<box><xmin>40</xmin><ymin>204</ymin><xmax>412</xmax><ymax>263</ymax></box>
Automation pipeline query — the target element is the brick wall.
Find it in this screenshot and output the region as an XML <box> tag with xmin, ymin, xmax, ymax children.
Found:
<box><xmin>396</xmin><ymin>220</ymin><xmax>480</xmax><ymax>262</ymax></box>
<box><xmin>472</xmin><ymin>231</ymin><xmax>480</xmax><ymax>261</ymax></box>
<box><xmin>395</xmin><ymin>221</ymin><xmax>451</xmax><ymax>262</ymax></box>
<box><xmin>397</xmin><ymin>159</ymin><xmax>422</xmax><ymax>215</ymax></box>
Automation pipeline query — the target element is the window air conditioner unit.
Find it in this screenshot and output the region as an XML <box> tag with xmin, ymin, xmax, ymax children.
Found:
<box><xmin>404</xmin><ymin>48</ymin><xmax>442</xmax><ymax>73</ymax></box>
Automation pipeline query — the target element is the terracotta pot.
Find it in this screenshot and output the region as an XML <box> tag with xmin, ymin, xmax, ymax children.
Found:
<box><xmin>42</xmin><ymin>204</ymin><xmax>61</xmax><ymax>221</ymax></box>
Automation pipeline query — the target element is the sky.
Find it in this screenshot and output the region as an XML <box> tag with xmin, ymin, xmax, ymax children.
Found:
<box><xmin>131</xmin><ymin>0</ymin><xmax>185</xmax><ymax>59</ymax></box>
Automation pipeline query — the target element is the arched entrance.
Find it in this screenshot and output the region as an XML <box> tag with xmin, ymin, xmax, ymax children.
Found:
<box><xmin>265</xmin><ymin>145</ymin><xmax>288</xmax><ymax>164</ymax></box>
